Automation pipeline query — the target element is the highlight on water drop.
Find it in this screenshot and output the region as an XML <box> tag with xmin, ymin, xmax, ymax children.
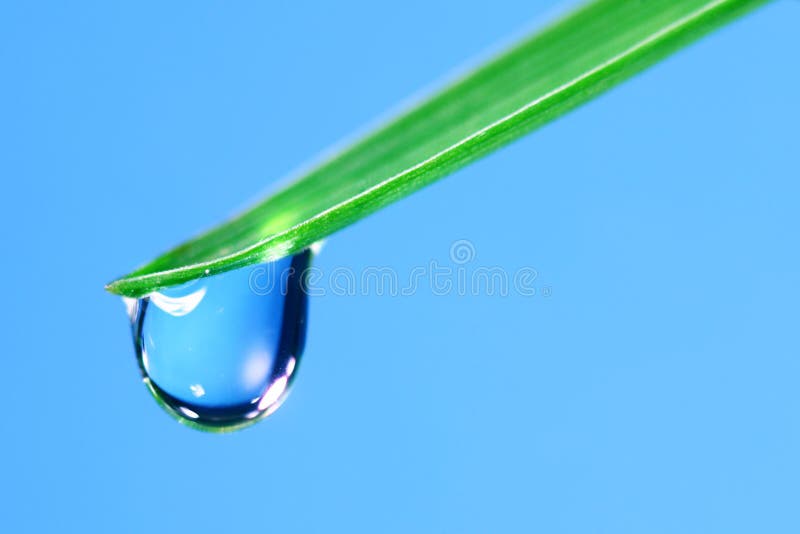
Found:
<box><xmin>127</xmin><ymin>250</ymin><xmax>312</xmax><ymax>432</ymax></box>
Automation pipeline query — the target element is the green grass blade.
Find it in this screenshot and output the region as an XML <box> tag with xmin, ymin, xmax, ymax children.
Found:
<box><xmin>107</xmin><ymin>0</ymin><xmax>768</xmax><ymax>297</ymax></box>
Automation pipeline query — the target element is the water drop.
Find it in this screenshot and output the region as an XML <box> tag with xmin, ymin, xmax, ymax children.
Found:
<box><xmin>128</xmin><ymin>250</ymin><xmax>312</xmax><ymax>432</ymax></box>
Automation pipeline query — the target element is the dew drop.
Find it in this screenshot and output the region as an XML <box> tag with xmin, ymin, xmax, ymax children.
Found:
<box><xmin>128</xmin><ymin>250</ymin><xmax>312</xmax><ymax>432</ymax></box>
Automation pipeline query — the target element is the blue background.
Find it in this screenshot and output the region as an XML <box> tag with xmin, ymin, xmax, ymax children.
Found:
<box><xmin>1</xmin><ymin>1</ymin><xmax>799</xmax><ymax>532</ymax></box>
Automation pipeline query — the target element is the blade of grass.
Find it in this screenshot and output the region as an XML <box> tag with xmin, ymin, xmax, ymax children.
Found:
<box><xmin>107</xmin><ymin>0</ymin><xmax>768</xmax><ymax>297</ymax></box>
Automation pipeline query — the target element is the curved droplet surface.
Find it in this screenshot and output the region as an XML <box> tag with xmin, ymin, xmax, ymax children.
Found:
<box><xmin>128</xmin><ymin>251</ymin><xmax>311</xmax><ymax>432</ymax></box>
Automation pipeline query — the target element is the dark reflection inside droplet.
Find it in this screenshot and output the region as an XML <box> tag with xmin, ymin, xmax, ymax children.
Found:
<box><xmin>128</xmin><ymin>250</ymin><xmax>312</xmax><ymax>432</ymax></box>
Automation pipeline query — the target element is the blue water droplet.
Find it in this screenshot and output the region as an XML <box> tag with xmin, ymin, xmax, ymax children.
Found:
<box><xmin>128</xmin><ymin>251</ymin><xmax>312</xmax><ymax>432</ymax></box>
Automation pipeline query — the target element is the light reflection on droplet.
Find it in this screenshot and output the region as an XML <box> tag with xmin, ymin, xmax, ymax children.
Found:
<box><xmin>258</xmin><ymin>375</ymin><xmax>289</xmax><ymax>411</ymax></box>
<box><xmin>148</xmin><ymin>287</ymin><xmax>207</xmax><ymax>317</ymax></box>
<box><xmin>122</xmin><ymin>297</ymin><xmax>139</xmax><ymax>321</ymax></box>
<box><xmin>179</xmin><ymin>406</ymin><xmax>200</xmax><ymax>419</ymax></box>
<box><xmin>309</xmin><ymin>240</ymin><xmax>325</xmax><ymax>255</ymax></box>
<box><xmin>140</xmin><ymin>346</ymin><xmax>150</xmax><ymax>373</ymax></box>
<box><xmin>241</xmin><ymin>349</ymin><xmax>271</xmax><ymax>391</ymax></box>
